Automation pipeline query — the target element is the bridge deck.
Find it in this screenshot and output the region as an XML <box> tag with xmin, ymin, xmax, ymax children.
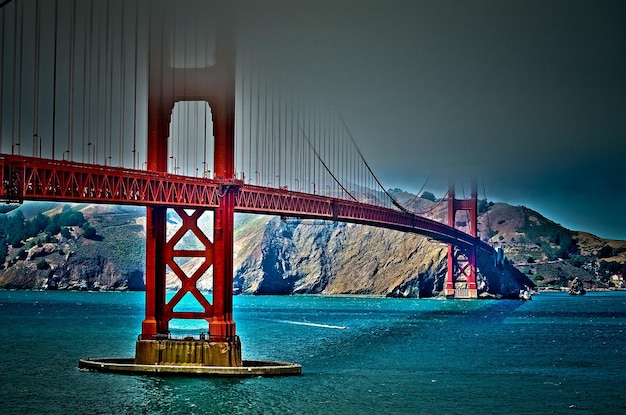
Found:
<box><xmin>0</xmin><ymin>155</ymin><xmax>492</xmax><ymax>253</ymax></box>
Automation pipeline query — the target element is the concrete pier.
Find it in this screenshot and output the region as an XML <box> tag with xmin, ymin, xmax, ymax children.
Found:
<box><xmin>79</xmin><ymin>335</ymin><xmax>301</xmax><ymax>377</ymax></box>
<box><xmin>78</xmin><ymin>358</ymin><xmax>302</xmax><ymax>377</ymax></box>
<box><xmin>134</xmin><ymin>337</ymin><xmax>243</xmax><ymax>367</ymax></box>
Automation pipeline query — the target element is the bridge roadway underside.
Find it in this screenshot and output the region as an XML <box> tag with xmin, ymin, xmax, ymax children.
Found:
<box><xmin>0</xmin><ymin>155</ymin><xmax>491</xmax><ymax>253</ymax></box>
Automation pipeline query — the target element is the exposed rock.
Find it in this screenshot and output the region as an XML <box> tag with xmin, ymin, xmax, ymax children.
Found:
<box><xmin>26</xmin><ymin>243</ymin><xmax>57</xmax><ymax>260</ymax></box>
<box><xmin>4</xmin><ymin>198</ymin><xmax>621</xmax><ymax>296</ymax></box>
<box><xmin>233</xmin><ymin>217</ymin><xmax>528</xmax><ymax>298</ymax></box>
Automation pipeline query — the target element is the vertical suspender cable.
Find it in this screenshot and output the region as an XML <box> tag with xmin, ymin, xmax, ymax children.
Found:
<box><xmin>270</xmin><ymin>75</ymin><xmax>275</xmax><ymax>186</ymax></box>
<box><xmin>316</xmin><ymin>102</ymin><xmax>321</xmax><ymax>193</ymax></box>
<box><xmin>194</xmin><ymin>102</ymin><xmax>198</xmax><ymax>176</ymax></box>
<box><xmin>308</xmin><ymin>100</ymin><xmax>312</xmax><ymax>193</ymax></box>
<box><xmin>308</xmin><ymin>101</ymin><xmax>313</xmax><ymax>193</ymax></box>
<box><xmin>296</xmin><ymin>91</ymin><xmax>300</xmax><ymax>190</ymax></box>
<box><xmin>271</xmin><ymin>74</ymin><xmax>276</xmax><ymax>186</ymax></box>
<box><xmin>255</xmin><ymin>62</ymin><xmax>261</xmax><ymax>184</ymax></box>
<box><xmin>320</xmin><ymin>104</ymin><xmax>324</xmax><ymax>193</ymax></box>
<box><xmin>52</xmin><ymin>0</ymin><xmax>59</xmax><ymax>159</ymax></box>
<box><xmin>132</xmin><ymin>0</ymin><xmax>139</xmax><ymax>169</ymax></box>
<box><xmin>238</xmin><ymin>46</ymin><xmax>244</xmax><ymax>180</ymax></box>
<box><xmin>0</xmin><ymin>5</ymin><xmax>4</xmax><ymax>153</ymax></box>
<box><xmin>204</xmin><ymin>9</ymin><xmax>209</xmax><ymax>176</ymax></box>
<box><xmin>323</xmin><ymin>106</ymin><xmax>328</xmax><ymax>194</ymax></box>
<box><xmin>81</xmin><ymin>0</ymin><xmax>88</xmax><ymax>162</ymax></box>
<box><xmin>288</xmin><ymin>85</ymin><xmax>298</xmax><ymax>190</ymax></box>
<box><xmin>309</xmin><ymin>102</ymin><xmax>317</xmax><ymax>194</ymax></box>
<box><xmin>319</xmin><ymin>104</ymin><xmax>324</xmax><ymax>193</ymax></box>
<box><xmin>16</xmin><ymin>0</ymin><xmax>24</xmax><ymax>154</ymax></box>
<box><xmin>184</xmin><ymin>101</ymin><xmax>188</xmax><ymax>175</ymax></box>
<box><xmin>277</xmin><ymin>79</ymin><xmax>281</xmax><ymax>187</ymax></box>
<box><xmin>193</xmin><ymin>15</ymin><xmax>199</xmax><ymax>177</ymax></box>
<box><xmin>304</xmin><ymin>99</ymin><xmax>309</xmax><ymax>192</ymax></box>
<box><xmin>282</xmin><ymin>80</ymin><xmax>287</xmax><ymax>187</ymax></box>
<box><xmin>182</xmin><ymin>12</ymin><xmax>188</xmax><ymax>176</ymax></box>
<box><xmin>330</xmin><ymin>111</ymin><xmax>334</xmax><ymax>196</ymax></box>
<box><xmin>336</xmin><ymin>113</ymin><xmax>340</xmax><ymax>197</ymax></box>
<box><xmin>247</xmin><ymin>53</ymin><xmax>253</xmax><ymax>183</ymax></box>
<box><xmin>96</xmin><ymin>0</ymin><xmax>102</xmax><ymax>164</ymax></box>
<box><xmin>103</xmin><ymin>0</ymin><xmax>109</xmax><ymax>164</ymax></box>
<box><xmin>175</xmin><ymin>103</ymin><xmax>180</xmax><ymax>173</ymax></box>
<box><xmin>0</xmin><ymin>4</ymin><xmax>5</xmax><ymax>153</ymax></box>
<box><xmin>296</xmin><ymin>90</ymin><xmax>301</xmax><ymax>190</ymax></box>
<box><xmin>103</xmin><ymin>0</ymin><xmax>110</xmax><ymax>164</ymax></box>
<box><xmin>318</xmin><ymin>102</ymin><xmax>322</xmax><ymax>193</ymax></box>
<box><xmin>169</xmin><ymin>7</ymin><xmax>174</xmax><ymax>169</ymax></box>
<box><xmin>284</xmin><ymin>80</ymin><xmax>288</xmax><ymax>188</ymax></box>
<box><xmin>290</xmin><ymin>85</ymin><xmax>294</xmax><ymax>190</ymax></box>
<box><xmin>33</xmin><ymin>0</ymin><xmax>41</xmax><ymax>157</ymax></box>
<box><xmin>310</xmin><ymin>101</ymin><xmax>314</xmax><ymax>193</ymax></box>
<box><xmin>88</xmin><ymin>0</ymin><xmax>95</xmax><ymax>164</ymax></box>
<box><xmin>106</xmin><ymin>0</ymin><xmax>114</xmax><ymax>165</ymax></box>
<box><xmin>261</xmin><ymin>73</ymin><xmax>271</xmax><ymax>186</ymax></box>
<box><xmin>119</xmin><ymin>0</ymin><xmax>126</xmax><ymax>167</ymax></box>
<box><xmin>263</xmin><ymin>70</ymin><xmax>268</xmax><ymax>185</ymax></box>
<box><xmin>68</xmin><ymin>0</ymin><xmax>77</xmax><ymax>160</ymax></box>
<box><xmin>10</xmin><ymin>0</ymin><xmax>17</xmax><ymax>153</ymax></box>
<box><xmin>203</xmin><ymin>101</ymin><xmax>207</xmax><ymax>175</ymax></box>
<box><xmin>286</xmin><ymin>85</ymin><xmax>298</xmax><ymax>190</ymax></box>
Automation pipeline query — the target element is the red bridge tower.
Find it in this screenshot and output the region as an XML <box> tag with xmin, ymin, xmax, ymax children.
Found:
<box><xmin>445</xmin><ymin>180</ymin><xmax>479</xmax><ymax>299</ymax></box>
<box><xmin>135</xmin><ymin>1</ymin><xmax>241</xmax><ymax>367</ymax></box>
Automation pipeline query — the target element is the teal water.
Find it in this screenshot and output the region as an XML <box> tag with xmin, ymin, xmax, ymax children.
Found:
<box><xmin>1</xmin><ymin>291</ymin><xmax>625</xmax><ymax>414</ymax></box>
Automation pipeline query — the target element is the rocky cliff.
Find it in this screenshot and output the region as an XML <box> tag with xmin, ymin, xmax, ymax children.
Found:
<box><xmin>232</xmin><ymin>216</ymin><xmax>529</xmax><ymax>298</ymax></box>
<box><xmin>2</xmin><ymin>195</ymin><xmax>621</xmax><ymax>296</ymax></box>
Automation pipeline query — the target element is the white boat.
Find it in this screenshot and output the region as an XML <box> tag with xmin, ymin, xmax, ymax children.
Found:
<box><xmin>519</xmin><ymin>286</ymin><xmax>532</xmax><ymax>301</ymax></box>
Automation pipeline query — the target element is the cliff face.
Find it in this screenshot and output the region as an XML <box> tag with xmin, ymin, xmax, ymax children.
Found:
<box><xmin>233</xmin><ymin>216</ymin><xmax>527</xmax><ymax>298</ymax></box>
<box><xmin>9</xmin><ymin>198</ymin><xmax>615</xmax><ymax>296</ymax></box>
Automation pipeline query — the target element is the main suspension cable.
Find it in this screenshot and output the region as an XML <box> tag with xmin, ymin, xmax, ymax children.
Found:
<box><xmin>297</xmin><ymin>122</ymin><xmax>358</xmax><ymax>202</ymax></box>
<box><xmin>336</xmin><ymin>111</ymin><xmax>410</xmax><ymax>213</ymax></box>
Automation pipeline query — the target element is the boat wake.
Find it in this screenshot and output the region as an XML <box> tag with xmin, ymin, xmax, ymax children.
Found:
<box><xmin>278</xmin><ymin>320</ymin><xmax>347</xmax><ymax>330</ymax></box>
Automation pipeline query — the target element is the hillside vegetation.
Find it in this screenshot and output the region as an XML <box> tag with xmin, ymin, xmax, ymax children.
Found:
<box><xmin>0</xmin><ymin>194</ymin><xmax>623</xmax><ymax>295</ymax></box>
<box><xmin>479</xmin><ymin>203</ymin><xmax>626</xmax><ymax>290</ymax></box>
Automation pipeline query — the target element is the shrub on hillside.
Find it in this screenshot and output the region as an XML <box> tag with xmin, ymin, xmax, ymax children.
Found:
<box><xmin>36</xmin><ymin>259</ymin><xmax>49</xmax><ymax>270</ymax></box>
<box><xmin>420</xmin><ymin>191</ymin><xmax>436</xmax><ymax>202</ymax></box>
<box><xmin>82</xmin><ymin>222</ymin><xmax>97</xmax><ymax>239</ymax></box>
<box><xmin>598</xmin><ymin>245</ymin><xmax>613</xmax><ymax>258</ymax></box>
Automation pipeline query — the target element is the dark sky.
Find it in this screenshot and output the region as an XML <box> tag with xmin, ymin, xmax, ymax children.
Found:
<box><xmin>239</xmin><ymin>0</ymin><xmax>626</xmax><ymax>240</ymax></box>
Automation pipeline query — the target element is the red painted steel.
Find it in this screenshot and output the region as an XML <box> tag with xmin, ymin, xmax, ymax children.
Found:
<box><xmin>140</xmin><ymin>0</ymin><xmax>240</xmax><ymax>341</ymax></box>
<box><xmin>162</xmin><ymin>208</ymin><xmax>214</xmax><ymax>321</ymax></box>
<box><xmin>0</xmin><ymin>155</ymin><xmax>221</xmax><ymax>207</ymax></box>
<box><xmin>445</xmin><ymin>181</ymin><xmax>479</xmax><ymax>297</ymax></box>
<box><xmin>0</xmin><ymin>155</ymin><xmax>491</xmax><ymax>250</ymax></box>
<box><xmin>0</xmin><ymin>155</ymin><xmax>490</xmax><ymax>254</ymax></box>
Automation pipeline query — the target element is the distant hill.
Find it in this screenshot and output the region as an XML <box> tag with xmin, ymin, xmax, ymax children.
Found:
<box><xmin>0</xmin><ymin>193</ymin><xmax>622</xmax><ymax>295</ymax></box>
<box><xmin>476</xmin><ymin>202</ymin><xmax>626</xmax><ymax>290</ymax></box>
<box><xmin>389</xmin><ymin>189</ymin><xmax>626</xmax><ymax>290</ymax></box>
<box><xmin>0</xmin><ymin>203</ymin><xmax>146</xmax><ymax>291</ymax></box>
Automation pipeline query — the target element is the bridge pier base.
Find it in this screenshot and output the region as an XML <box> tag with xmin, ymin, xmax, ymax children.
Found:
<box><xmin>135</xmin><ymin>337</ymin><xmax>242</xmax><ymax>367</ymax></box>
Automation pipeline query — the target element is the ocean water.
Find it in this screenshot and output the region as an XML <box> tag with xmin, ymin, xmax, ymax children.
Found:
<box><xmin>1</xmin><ymin>290</ymin><xmax>625</xmax><ymax>415</ymax></box>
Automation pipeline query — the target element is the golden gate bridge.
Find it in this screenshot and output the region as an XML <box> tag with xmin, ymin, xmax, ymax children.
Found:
<box><xmin>0</xmin><ymin>0</ymin><xmax>495</xmax><ymax>374</ymax></box>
